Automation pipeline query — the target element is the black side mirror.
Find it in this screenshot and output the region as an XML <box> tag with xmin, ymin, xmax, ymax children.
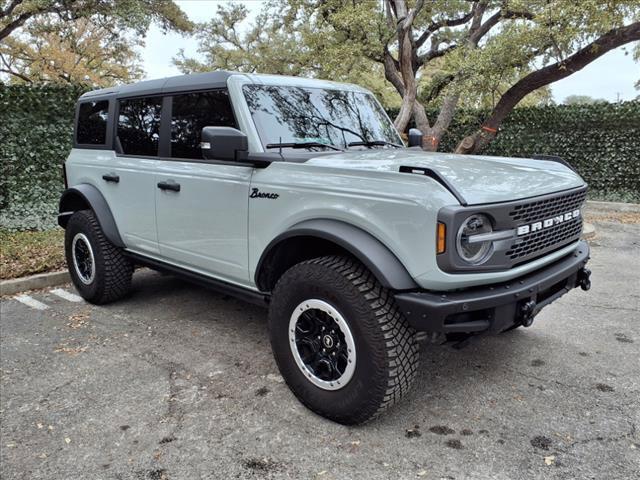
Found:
<box><xmin>201</xmin><ymin>126</ymin><xmax>248</xmax><ymax>161</ymax></box>
<box><xmin>408</xmin><ymin>128</ymin><xmax>423</xmax><ymax>148</ymax></box>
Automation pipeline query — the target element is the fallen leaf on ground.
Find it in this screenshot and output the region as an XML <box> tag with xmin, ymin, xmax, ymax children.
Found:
<box><xmin>54</xmin><ymin>345</ymin><xmax>88</xmax><ymax>355</ymax></box>
<box><xmin>544</xmin><ymin>455</ymin><xmax>555</xmax><ymax>466</ymax></box>
<box><xmin>67</xmin><ymin>311</ymin><xmax>90</xmax><ymax>329</ymax></box>
<box><xmin>64</xmin><ymin>438</ymin><xmax>71</xmax><ymax>444</ymax></box>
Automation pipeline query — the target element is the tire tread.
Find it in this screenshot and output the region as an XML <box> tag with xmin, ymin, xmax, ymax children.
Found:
<box><xmin>66</xmin><ymin>210</ymin><xmax>132</xmax><ymax>304</ymax></box>
<box><xmin>271</xmin><ymin>255</ymin><xmax>419</xmax><ymax>423</ymax></box>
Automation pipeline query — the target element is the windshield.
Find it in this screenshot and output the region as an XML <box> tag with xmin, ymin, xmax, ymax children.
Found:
<box><xmin>242</xmin><ymin>84</ymin><xmax>402</xmax><ymax>151</ymax></box>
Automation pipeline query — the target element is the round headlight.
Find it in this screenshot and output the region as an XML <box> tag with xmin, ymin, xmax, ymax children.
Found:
<box><xmin>456</xmin><ymin>214</ymin><xmax>493</xmax><ymax>264</ymax></box>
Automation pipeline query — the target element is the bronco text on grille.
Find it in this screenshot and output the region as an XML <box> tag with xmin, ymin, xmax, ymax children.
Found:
<box><xmin>507</xmin><ymin>188</ymin><xmax>587</xmax><ymax>263</ymax></box>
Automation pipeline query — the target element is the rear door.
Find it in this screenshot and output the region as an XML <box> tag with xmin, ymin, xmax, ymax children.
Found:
<box><xmin>71</xmin><ymin>97</ymin><xmax>160</xmax><ymax>255</ymax></box>
<box><xmin>155</xmin><ymin>89</ymin><xmax>253</xmax><ymax>285</ymax></box>
<box><xmin>107</xmin><ymin>96</ymin><xmax>163</xmax><ymax>254</ymax></box>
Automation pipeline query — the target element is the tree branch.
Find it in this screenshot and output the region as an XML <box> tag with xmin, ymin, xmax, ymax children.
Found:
<box><xmin>470</xmin><ymin>8</ymin><xmax>535</xmax><ymax>45</ymax></box>
<box><xmin>417</xmin><ymin>43</ymin><xmax>457</xmax><ymax>65</ymax></box>
<box><xmin>456</xmin><ymin>21</ymin><xmax>640</xmax><ymax>153</ymax></box>
<box><xmin>0</xmin><ymin>67</ymin><xmax>31</xmax><ymax>82</ymax></box>
<box><xmin>420</xmin><ymin>73</ymin><xmax>457</xmax><ymax>104</ymax></box>
<box><xmin>0</xmin><ymin>49</ymin><xmax>31</xmax><ymax>83</ymax></box>
<box><xmin>0</xmin><ymin>12</ymin><xmax>31</xmax><ymax>41</ymax></box>
<box><xmin>1</xmin><ymin>0</ymin><xmax>24</xmax><ymax>19</ymax></box>
<box><xmin>415</xmin><ymin>10</ymin><xmax>474</xmax><ymax>49</ymax></box>
<box><xmin>382</xmin><ymin>46</ymin><xmax>405</xmax><ymax>95</ymax></box>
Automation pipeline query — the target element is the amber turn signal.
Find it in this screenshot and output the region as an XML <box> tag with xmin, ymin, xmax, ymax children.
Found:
<box><xmin>437</xmin><ymin>222</ymin><xmax>446</xmax><ymax>254</ymax></box>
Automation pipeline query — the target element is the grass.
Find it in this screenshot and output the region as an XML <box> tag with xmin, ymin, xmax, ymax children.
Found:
<box><xmin>0</xmin><ymin>228</ymin><xmax>66</xmax><ymax>280</ymax></box>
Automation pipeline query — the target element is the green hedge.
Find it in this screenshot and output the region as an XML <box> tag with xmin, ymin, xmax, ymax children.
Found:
<box><xmin>1</xmin><ymin>84</ymin><xmax>89</xmax><ymax>230</ymax></box>
<box><xmin>1</xmin><ymin>84</ymin><xmax>638</xmax><ymax>231</ymax></box>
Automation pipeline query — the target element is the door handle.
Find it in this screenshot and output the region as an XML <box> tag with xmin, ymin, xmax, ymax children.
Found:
<box><xmin>102</xmin><ymin>173</ymin><xmax>119</xmax><ymax>183</ymax></box>
<box><xmin>157</xmin><ymin>180</ymin><xmax>181</xmax><ymax>192</ymax></box>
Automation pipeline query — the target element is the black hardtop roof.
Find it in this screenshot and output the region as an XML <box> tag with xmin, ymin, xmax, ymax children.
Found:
<box><xmin>78</xmin><ymin>71</ymin><xmax>235</xmax><ymax>102</ymax></box>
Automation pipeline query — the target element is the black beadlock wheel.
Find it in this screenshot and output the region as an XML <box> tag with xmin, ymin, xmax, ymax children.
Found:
<box><xmin>64</xmin><ymin>210</ymin><xmax>133</xmax><ymax>304</ymax></box>
<box><xmin>268</xmin><ymin>255</ymin><xmax>419</xmax><ymax>425</ymax></box>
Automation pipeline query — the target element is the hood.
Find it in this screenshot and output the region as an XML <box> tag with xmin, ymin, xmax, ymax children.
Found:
<box><xmin>304</xmin><ymin>149</ymin><xmax>585</xmax><ymax>205</ymax></box>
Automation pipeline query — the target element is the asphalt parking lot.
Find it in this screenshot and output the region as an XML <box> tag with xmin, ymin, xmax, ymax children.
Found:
<box><xmin>1</xmin><ymin>212</ymin><xmax>638</xmax><ymax>480</ymax></box>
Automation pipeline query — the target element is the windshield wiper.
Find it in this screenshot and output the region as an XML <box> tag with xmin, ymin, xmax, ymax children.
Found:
<box><xmin>347</xmin><ymin>140</ymin><xmax>402</xmax><ymax>149</ymax></box>
<box><xmin>265</xmin><ymin>141</ymin><xmax>342</xmax><ymax>151</ymax></box>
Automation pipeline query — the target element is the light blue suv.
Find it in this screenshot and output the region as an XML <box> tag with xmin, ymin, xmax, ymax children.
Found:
<box><xmin>58</xmin><ymin>71</ymin><xmax>592</xmax><ymax>424</ymax></box>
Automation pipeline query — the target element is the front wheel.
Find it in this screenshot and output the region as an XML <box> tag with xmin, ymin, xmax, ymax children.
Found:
<box><xmin>268</xmin><ymin>256</ymin><xmax>419</xmax><ymax>424</ymax></box>
<box><xmin>64</xmin><ymin>210</ymin><xmax>133</xmax><ymax>304</ymax></box>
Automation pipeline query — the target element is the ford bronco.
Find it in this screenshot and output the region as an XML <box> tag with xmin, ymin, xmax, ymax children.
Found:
<box><xmin>58</xmin><ymin>71</ymin><xmax>591</xmax><ymax>424</ymax></box>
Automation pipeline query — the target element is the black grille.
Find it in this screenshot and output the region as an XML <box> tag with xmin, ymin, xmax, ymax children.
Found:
<box><xmin>509</xmin><ymin>189</ymin><xmax>587</xmax><ymax>224</ymax></box>
<box><xmin>506</xmin><ymin>189</ymin><xmax>586</xmax><ymax>262</ymax></box>
<box><xmin>507</xmin><ymin>218</ymin><xmax>582</xmax><ymax>260</ymax></box>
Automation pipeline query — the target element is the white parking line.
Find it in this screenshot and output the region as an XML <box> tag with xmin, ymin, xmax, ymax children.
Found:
<box><xmin>15</xmin><ymin>295</ymin><xmax>49</xmax><ymax>310</ymax></box>
<box><xmin>50</xmin><ymin>288</ymin><xmax>83</xmax><ymax>303</ymax></box>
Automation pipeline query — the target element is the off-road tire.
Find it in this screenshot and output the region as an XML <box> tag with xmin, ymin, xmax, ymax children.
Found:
<box><xmin>65</xmin><ymin>210</ymin><xmax>133</xmax><ymax>304</ymax></box>
<box><xmin>268</xmin><ymin>255</ymin><xmax>419</xmax><ymax>424</ymax></box>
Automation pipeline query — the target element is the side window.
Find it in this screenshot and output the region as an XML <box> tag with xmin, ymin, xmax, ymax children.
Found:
<box><xmin>77</xmin><ymin>100</ymin><xmax>109</xmax><ymax>145</ymax></box>
<box><xmin>117</xmin><ymin>97</ymin><xmax>162</xmax><ymax>156</ymax></box>
<box><xmin>171</xmin><ymin>90</ymin><xmax>236</xmax><ymax>159</ymax></box>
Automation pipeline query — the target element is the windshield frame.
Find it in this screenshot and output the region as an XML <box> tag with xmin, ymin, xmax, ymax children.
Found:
<box><xmin>241</xmin><ymin>83</ymin><xmax>404</xmax><ymax>152</ymax></box>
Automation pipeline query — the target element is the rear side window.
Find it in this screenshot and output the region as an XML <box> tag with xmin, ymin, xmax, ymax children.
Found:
<box><xmin>77</xmin><ymin>100</ymin><xmax>109</xmax><ymax>145</ymax></box>
<box><xmin>170</xmin><ymin>90</ymin><xmax>236</xmax><ymax>159</ymax></box>
<box><xmin>117</xmin><ymin>97</ymin><xmax>162</xmax><ymax>156</ymax></box>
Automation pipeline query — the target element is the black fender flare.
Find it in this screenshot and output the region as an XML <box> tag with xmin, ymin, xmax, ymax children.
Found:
<box><xmin>256</xmin><ymin>219</ymin><xmax>419</xmax><ymax>291</ymax></box>
<box><xmin>58</xmin><ymin>184</ymin><xmax>125</xmax><ymax>247</ymax></box>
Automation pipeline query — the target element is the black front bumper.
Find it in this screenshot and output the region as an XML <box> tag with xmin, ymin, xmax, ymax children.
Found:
<box><xmin>395</xmin><ymin>241</ymin><xmax>591</xmax><ymax>334</ymax></box>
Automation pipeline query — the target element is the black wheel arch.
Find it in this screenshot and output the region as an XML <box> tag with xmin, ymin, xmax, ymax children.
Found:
<box><xmin>58</xmin><ymin>184</ymin><xmax>124</xmax><ymax>248</ymax></box>
<box><xmin>255</xmin><ymin>219</ymin><xmax>419</xmax><ymax>292</ymax></box>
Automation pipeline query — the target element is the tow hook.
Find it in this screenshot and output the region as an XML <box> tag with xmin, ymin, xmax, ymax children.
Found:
<box><xmin>519</xmin><ymin>300</ymin><xmax>537</xmax><ymax>327</ymax></box>
<box><xmin>577</xmin><ymin>268</ymin><xmax>592</xmax><ymax>291</ymax></box>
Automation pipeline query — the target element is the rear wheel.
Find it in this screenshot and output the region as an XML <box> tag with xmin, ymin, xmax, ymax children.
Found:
<box><xmin>65</xmin><ymin>210</ymin><xmax>133</xmax><ymax>304</ymax></box>
<box><xmin>268</xmin><ymin>255</ymin><xmax>419</xmax><ymax>424</ymax></box>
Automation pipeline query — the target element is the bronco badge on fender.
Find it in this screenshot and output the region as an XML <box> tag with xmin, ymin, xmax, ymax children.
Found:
<box><xmin>250</xmin><ymin>188</ymin><xmax>279</xmax><ymax>199</ymax></box>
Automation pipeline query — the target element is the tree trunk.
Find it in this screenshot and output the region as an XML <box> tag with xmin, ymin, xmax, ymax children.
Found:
<box><xmin>393</xmin><ymin>28</ymin><xmax>418</xmax><ymax>132</ymax></box>
<box><xmin>412</xmin><ymin>102</ymin><xmax>432</xmax><ymax>147</ymax></box>
<box><xmin>420</xmin><ymin>93</ymin><xmax>460</xmax><ymax>151</ymax></box>
<box><xmin>455</xmin><ymin>21</ymin><xmax>640</xmax><ymax>154</ymax></box>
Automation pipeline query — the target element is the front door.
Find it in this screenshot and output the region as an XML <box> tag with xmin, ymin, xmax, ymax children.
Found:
<box><xmin>154</xmin><ymin>89</ymin><xmax>252</xmax><ymax>285</ymax></box>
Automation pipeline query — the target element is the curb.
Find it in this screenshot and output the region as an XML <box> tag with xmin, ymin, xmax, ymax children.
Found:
<box><xmin>586</xmin><ymin>200</ymin><xmax>640</xmax><ymax>213</ymax></box>
<box><xmin>582</xmin><ymin>222</ymin><xmax>596</xmax><ymax>240</ymax></box>
<box><xmin>0</xmin><ymin>271</ymin><xmax>70</xmax><ymax>297</ymax></box>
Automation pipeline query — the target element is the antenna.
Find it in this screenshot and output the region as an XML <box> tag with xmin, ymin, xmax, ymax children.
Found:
<box><xmin>279</xmin><ymin>136</ymin><xmax>282</xmax><ymax>156</ymax></box>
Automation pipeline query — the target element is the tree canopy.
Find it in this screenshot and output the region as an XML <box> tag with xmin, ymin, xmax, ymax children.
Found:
<box><xmin>0</xmin><ymin>0</ymin><xmax>192</xmax><ymax>85</ymax></box>
<box><xmin>177</xmin><ymin>0</ymin><xmax>640</xmax><ymax>153</ymax></box>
